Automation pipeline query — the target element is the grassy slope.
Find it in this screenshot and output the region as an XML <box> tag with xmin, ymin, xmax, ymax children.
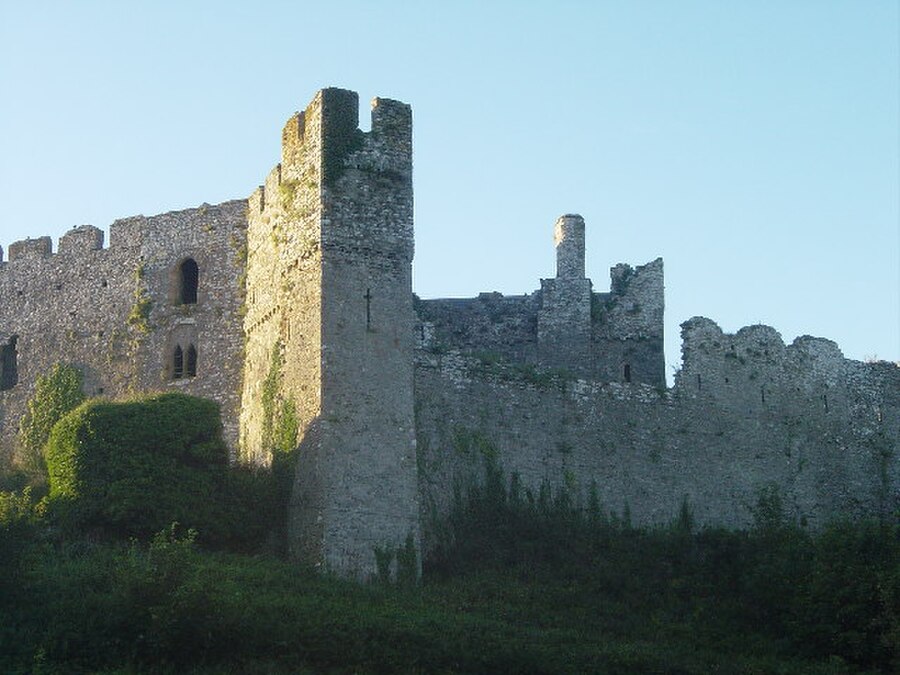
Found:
<box><xmin>2</xmin><ymin>526</ymin><xmax>890</xmax><ymax>674</ymax></box>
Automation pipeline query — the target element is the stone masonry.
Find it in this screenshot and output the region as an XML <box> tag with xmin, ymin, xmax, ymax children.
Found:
<box><xmin>1</xmin><ymin>88</ymin><xmax>897</xmax><ymax>579</ymax></box>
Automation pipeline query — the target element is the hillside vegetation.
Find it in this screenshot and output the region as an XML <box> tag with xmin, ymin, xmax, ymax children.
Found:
<box><xmin>0</xmin><ymin>387</ymin><xmax>897</xmax><ymax>673</ymax></box>
<box><xmin>2</xmin><ymin>463</ymin><xmax>899</xmax><ymax>673</ymax></box>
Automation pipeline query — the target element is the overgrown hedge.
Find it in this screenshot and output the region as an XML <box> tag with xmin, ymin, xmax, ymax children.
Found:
<box><xmin>43</xmin><ymin>392</ymin><xmax>262</xmax><ymax>545</ymax></box>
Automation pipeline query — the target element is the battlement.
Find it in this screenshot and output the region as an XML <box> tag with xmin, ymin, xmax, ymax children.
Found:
<box><xmin>59</xmin><ymin>225</ymin><xmax>104</xmax><ymax>255</ymax></box>
<box><xmin>1</xmin><ymin>202</ymin><xmax>245</xmax><ymax>274</ymax></box>
<box><xmin>7</xmin><ymin>236</ymin><xmax>52</xmax><ymax>261</ymax></box>
<box><xmin>277</xmin><ymin>88</ymin><xmax>412</xmax><ymax>188</ymax></box>
<box><xmin>5</xmin><ymin>226</ymin><xmax>103</xmax><ymax>264</ymax></box>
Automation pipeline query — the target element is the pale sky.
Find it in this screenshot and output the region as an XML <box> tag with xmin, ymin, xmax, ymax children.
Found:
<box><xmin>1</xmin><ymin>1</ymin><xmax>897</xmax><ymax>380</ymax></box>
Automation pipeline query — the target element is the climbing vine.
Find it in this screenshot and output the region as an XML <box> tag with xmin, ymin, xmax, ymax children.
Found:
<box><xmin>260</xmin><ymin>341</ymin><xmax>283</xmax><ymax>452</ymax></box>
<box><xmin>17</xmin><ymin>363</ymin><xmax>85</xmax><ymax>479</ymax></box>
<box><xmin>126</xmin><ymin>262</ymin><xmax>152</xmax><ymax>335</ymax></box>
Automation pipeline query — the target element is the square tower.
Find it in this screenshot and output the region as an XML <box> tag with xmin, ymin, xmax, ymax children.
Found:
<box><xmin>240</xmin><ymin>89</ymin><xmax>419</xmax><ymax>579</ymax></box>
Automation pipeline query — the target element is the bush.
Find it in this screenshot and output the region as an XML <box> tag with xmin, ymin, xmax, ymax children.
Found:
<box><xmin>0</xmin><ymin>488</ymin><xmax>39</xmax><ymax>594</ymax></box>
<box><xmin>797</xmin><ymin>520</ymin><xmax>900</xmax><ymax>670</ymax></box>
<box><xmin>16</xmin><ymin>362</ymin><xmax>85</xmax><ymax>480</ymax></box>
<box><xmin>44</xmin><ymin>392</ymin><xmax>231</xmax><ymax>542</ymax></box>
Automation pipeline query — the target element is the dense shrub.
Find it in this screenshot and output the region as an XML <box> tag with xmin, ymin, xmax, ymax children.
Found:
<box><xmin>0</xmin><ymin>487</ymin><xmax>39</xmax><ymax>595</ymax></box>
<box><xmin>426</xmin><ymin>462</ymin><xmax>900</xmax><ymax>672</ymax></box>
<box><xmin>44</xmin><ymin>392</ymin><xmax>232</xmax><ymax>541</ymax></box>
<box><xmin>16</xmin><ymin>362</ymin><xmax>85</xmax><ymax>480</ymax></box>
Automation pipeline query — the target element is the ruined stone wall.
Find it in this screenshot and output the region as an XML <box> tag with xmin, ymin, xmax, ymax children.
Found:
<box><xmin>590</xmin><ymin>258</ymin><xmax>666</xmax><ymax>386</ymax></box>
<box><xmin>0</xmin><ymin>201</ymin><xmax>248</xmax><ymax>461</ymax></box>
<box><xmin>414</xmin><ymin>221</ymin><xmax>665</xmax><ymax>388</ymax></box>
<box><xmin>415</xmin><ymin>293</ymin><xmax>540</xmax><ymax>363</ymax></box>
<box><xmin>240</xmin><ymin>89</ymin><xmax>420</xmax><ymax>578</ymax></box>
<box><xmin>414</xmin><ymin>321</ymin><xmax>899</xmax><ymax>545</ymax></box>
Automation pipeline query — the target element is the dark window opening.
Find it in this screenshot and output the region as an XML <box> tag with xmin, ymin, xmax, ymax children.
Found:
<box><xmin>1</xmin><ymin>336</ymin><xmax>18</xmax><ymax>391</ymax></box>
<box><xmin>173</xmin><ymin>345</ymin><xmax>184</xmax><ymax>379</ymax></box>
<box><xmin>823</xmin><ymin>394</ymin><xmax>828</xmax><ymax>412</ymax></box>
<box><xmin>364</xmin><ymin>288</ymin><xmax>373</xmax><ymax>332</ymax></box>
<box><xmin>761</xmin><ymin>386</ymin><xmax>766</xmax><ymax>403</ymax></box>
<box><xmin>186</xmin><ymin>344</ymin><xmax>197</xmax><ymax>378</ymax></box>
<box><xmin>696</xmin><ymin>373</ymin><xmax>702</xmax><ymax>391</ymax></box>
<box><xmin>179</xmin><ymin>258</ymin><xmax>199</xmax><ymax>305</ymax></box>
<box><xmin>623</xmin><ymin>364</ymin><xmax>632</xmax><ymax>383</ymax></box>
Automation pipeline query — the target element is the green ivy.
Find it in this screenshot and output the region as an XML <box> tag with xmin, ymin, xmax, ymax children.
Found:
<box><xmin>17</xmin><ymin>363</ymin><xmax>85</xmax><ymax>479</ymax></box>
<box><xmin>260</xmin><ymin>342</ymin><xmax>284</xmax><ymax>452</ymax></box>
<box><xmin>127</xmin><ymin>262</ymin><xmax>152</xmax><ymax>335</ymax></box>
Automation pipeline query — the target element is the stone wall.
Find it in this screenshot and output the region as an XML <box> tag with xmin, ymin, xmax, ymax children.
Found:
<box><xmin>414</xmin><ymin>321</ymin><xmax>899</xmax><ymax>546</ymax></box>
<box><xmin>414</xmin><ymin>219</ymin><xmax>665</xmax><ymax>387</ymax></box>
<box><xmin>0</xmin><ymin>201</ymin><xmax>247</xmax><ymax>460</ymax></box>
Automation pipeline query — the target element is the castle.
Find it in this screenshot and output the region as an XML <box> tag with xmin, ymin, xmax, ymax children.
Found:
<box><xmin>1</xmin><ymin>89</ymin><xmax>897</xmax><ymax>578</ymax></box>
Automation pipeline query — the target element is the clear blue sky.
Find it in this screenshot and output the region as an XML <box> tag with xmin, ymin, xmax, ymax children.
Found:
<box><xmin>1</xmin><ymin>1</ymin><xmax>897</xmax><ymax>380</ymax></box>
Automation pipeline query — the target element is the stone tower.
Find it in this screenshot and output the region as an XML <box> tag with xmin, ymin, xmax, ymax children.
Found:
<box><xmin>239</xmin><ymin>88</ymin><xmax>419</xmax><ymax>578</ymax></box>
<box><xmin>537</xmin><ymin>214</ymin><xmax>593</xmax><ymax>374</ymax></box>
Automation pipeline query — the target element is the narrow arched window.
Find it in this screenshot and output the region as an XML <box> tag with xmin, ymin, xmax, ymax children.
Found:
<box><xmin>623</xmin><ymin>364</ymin><xmax>632</xmax><ymax>383</ymax></box>
<box><xmin>179</xmin><ymin>258</ymin><xmax>199</xmax><ymax>304</ymax></box>
<box><xmin>186</xmin><ymin>344</ymin><xmax>197</xmax><ymax>378</ymax></box>
<box><xmin>0</xmin><ymin>336</ymin><xmax>18</xmax><ymax>391</ymax></box>
<box><xmin>173</xmin><ymin>345</ymin><xmax>184</xmax><ymax>379</ymax></box>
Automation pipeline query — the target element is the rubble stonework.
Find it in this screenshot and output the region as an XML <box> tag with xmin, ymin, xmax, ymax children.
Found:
<box><xmin>1</xmin><ymin>88</ymin><xmax>897</xmax><ymax>579</ymax></box>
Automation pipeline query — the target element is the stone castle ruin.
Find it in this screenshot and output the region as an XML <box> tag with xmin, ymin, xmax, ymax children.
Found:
<box><xmin>1</xmin><ymin>89</ymin><xmax>897</xmax><ymax>578</ymax></box>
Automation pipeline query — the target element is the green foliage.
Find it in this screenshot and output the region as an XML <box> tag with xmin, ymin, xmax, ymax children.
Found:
<box><xmin>275</xmin><ymin>397</ymin><xmax>299</xmax><ymax>455</ymax></box>
<box><xmin>396</xmin><ymin>533</ymin><xmax>419</xmax><ymax>586</ymax></box>
<box><xmin>373</xmin><ymin>543</ymin><xmax>394</xmax><ymax>583</ymax></box>
<box><xmin>798</xmin><ymin>520</ymin><xmax>900</xmax><ymax>669</ymax></box>
<box><xmin>252</xmin><ymin>342</ymin><xmax>302</xmax><ymax>549</ymax></box>
<box><xmin>127</xmin><ymin>262</ymin><xmax>152</xmax><ymax>334</ymax></box>
<box><xmin>17</xmin><ymin>363</ymin><xmax>85</xmax><ymax>480</ymax></box>
<box><xmin>0</xmin><ymin>487</ymin><xmax>40</xmax><ymax>594</ymax></box>
<box><xmin>372</xmin><ymin>533</ymin><xmax>419</xmax><ymax>586</ymax></box>
<box><xmin>44</xmin><ymin>392</ymin><xmax>233</xmax><ymax>542</ymax></box>
<box><xmin>2</xmin><ymin>450</ymin><xmax>896</xmax><ymax>673</ymax></box>
<box><xmin>3</xmin><ymin>515</ymin><xmax>886</xmax><ymax>674</ymax></box>
<box><xmin>428</xmin><ymin>462</ymin><xmax>900</xmax><ymax>673</ymax></box>
<box><xmin>260</xmin><ymin>341</ymin><xmax>284</xmax><ymax>451</ymax></box>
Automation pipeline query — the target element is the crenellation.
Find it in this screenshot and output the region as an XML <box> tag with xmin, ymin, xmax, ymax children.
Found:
<box><xmin>8</xmin><ymin>236</ymin><xmax>52</xmax><ymax>261</ymax></box>
<box><xmin>281</xmin><ymin>111</ymin><xmax>307</xmax><ymax>165</ymax></box>
<box><xmin>59</xmin><ymin>225</ymin><xmax>104</xmax><ymax>255</ymax></box>
<box><xmin>1</xmin><ymin>87</ymin><xmax>895</xmax><ymax>581</ymax></box>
